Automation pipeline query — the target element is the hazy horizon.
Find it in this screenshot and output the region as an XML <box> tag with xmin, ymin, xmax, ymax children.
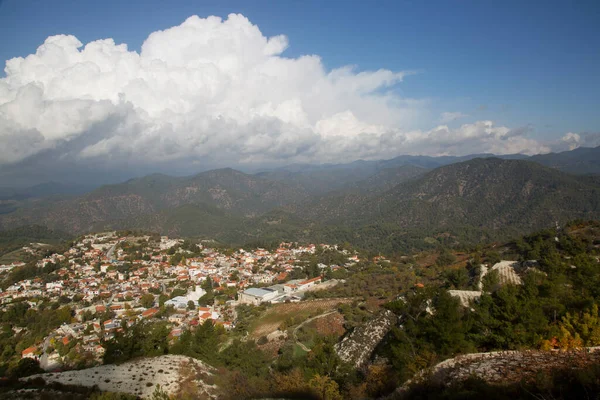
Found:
<box><xmin>0</xmin><ymin>144</ymin><xmax>598</xmax><ymax>190</ymax></box>
<box><xmin>1</xmin><ymin>1</ymin><xmax>599</xmax><ymax>187</ymax></box>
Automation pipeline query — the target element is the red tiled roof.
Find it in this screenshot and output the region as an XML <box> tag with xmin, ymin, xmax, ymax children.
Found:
<box><xmin>300</xmin><ymin>276</ymin><xmax>322</xmax><ymax>285</ymax></box>
<box><xmin>141</xmin><ymin>308</ymin><xmax>159</xmax><ymax>318</ymax></box>
<box><xmin>276</xmin><ymin>272</ymin><xmax>288</xmax><ymax>281</ymax></box>
<box><xmin>22</xmin><ymin>346</ymin><xmax>36</xmax><ymax>355</ymax></box>
<box><xmin>199</xmin><ymin>312</ymin><xmax>212</xmax><ymax>320</ymax></box>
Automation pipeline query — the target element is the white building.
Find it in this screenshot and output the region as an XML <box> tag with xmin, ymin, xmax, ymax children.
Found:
<box><xmin>239</xmin><ymin>287</ymin><xmax>279</xmax><ymax>305</ymax></box>
<box><xmin>164</xmin><ymin>286</ymin><xmax>206</xmax><ymax>309</ymax></box>
<box><xmin>186</xmin><ymin>286</ymin><xmax>207</xmax><ymax>303</ymax></box>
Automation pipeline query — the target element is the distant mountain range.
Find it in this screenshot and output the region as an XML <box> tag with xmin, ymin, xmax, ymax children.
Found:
<box><xmin>361</xmin><ymin>158</ymin><xmax>599</xmax><ymax>231</ymax></box>
<box><xmin>0</xmin><ymin>182</ymin><xmax>94</xmax><ymax>201</ymax></box>
<box><xmin>255</xmin><ymin>146</ymin><xmax>600</xmax><ymax>194</ymax></box>
<box><xmin>0</xmin><ymin>146</ymin><xmax>598</xmax><ymax>252</ymax></box>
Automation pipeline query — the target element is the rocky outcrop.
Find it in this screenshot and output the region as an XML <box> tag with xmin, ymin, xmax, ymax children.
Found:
<box><xmin>335</xmin><ymin>309</ymin><xmax>396</xmax><ymax>368</ymax></box>
<box><xmin>24</xmin><ymin>355</ymin><xmax>218</xmax><ymax>399</ymax></box>
<box><xmin>447</xmin><ymin>290</ymin><xmax>482</xmax><ymax>307</ymax></box>
<box><xmin>393</xmin><ymin>347</ymin><xmax>600</xmax><ymax>396</ymax></box>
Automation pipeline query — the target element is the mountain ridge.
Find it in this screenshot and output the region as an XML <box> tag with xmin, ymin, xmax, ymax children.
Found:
<box><xmin>0</xmin><ymin>148</ymin><xmax>599</xmax><ymax>252</ymax></box>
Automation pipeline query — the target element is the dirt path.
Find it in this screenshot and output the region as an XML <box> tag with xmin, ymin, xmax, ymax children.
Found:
<box><xmin>251</xmin><ymin>298</ymin><xmax>353</xmax><ymax>338</ymax></box>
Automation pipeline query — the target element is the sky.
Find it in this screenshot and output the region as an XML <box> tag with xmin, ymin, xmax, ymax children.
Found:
<box><xmin>0</xmin><ymin>0</ymin><xmax>599</xmax><ymax>186</ymax></box>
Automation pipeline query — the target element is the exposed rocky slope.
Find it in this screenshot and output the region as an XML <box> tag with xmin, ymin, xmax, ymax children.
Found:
<box><xmin>24</xmin><ymin>355</ymin><xmax>218</xmax><ymax>399</ymax></box>
<box><xmin>393</xmin><ymin>347</ymin><xmax>600</xmax><ymax>396</ymax></box>
<box><xmin>335</xmin><ymin>309</ymin><xmax>397</xmax><ymax>368</ymax></box>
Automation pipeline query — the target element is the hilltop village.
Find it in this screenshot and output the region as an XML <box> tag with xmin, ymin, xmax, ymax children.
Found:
<box><xmin>0</xmin><ymin>229</ymin><xmax>553</xmax><ymax>374</ymax></box>
<box><xmin>0</xmin><ymin>221</ymin><xmax>597</xmax><ymax>400</ymax></box>
<box><xmin>0</xmin><ymin>232</ymin><xmax>353</xmax><ymax>370</ymax></box>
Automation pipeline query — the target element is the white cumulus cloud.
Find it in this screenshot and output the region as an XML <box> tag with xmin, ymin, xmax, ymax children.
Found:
<box><xmin>559</xmin><ymin>132</ymin><xmax>581</xmax><ymax>151</ymax></box>
<box><xmin>0</xmin><ymin>13</ymin><xmax>566</xmax><ymax>170</ymax></box>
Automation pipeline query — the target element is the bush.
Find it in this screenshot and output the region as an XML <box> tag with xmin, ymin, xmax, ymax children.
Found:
<box><xmin>257</xmin><ymin>336</ymin><xmax>269</xmax><ymax>345</ymax></box>
<box><xmin>9</xmin><ymin>358</ymin><xmax>43</xmax><ymax>378</ymax></box>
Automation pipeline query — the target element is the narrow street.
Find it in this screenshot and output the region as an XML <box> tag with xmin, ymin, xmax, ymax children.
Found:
<box><xmin>39</xmin><ymin>333</ymin><xmax>54</xmax><ymax>371</ymax></box>
<box><xmin>106</xmin><ymin>242</ymin><xmax>118</xmax><ymax>260</ymax></box>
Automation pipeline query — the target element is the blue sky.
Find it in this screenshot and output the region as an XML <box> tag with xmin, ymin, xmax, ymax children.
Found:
<box><xmin>1</xmin><ymin>0</ymin><xmax>598</xmax><ymax>138</ymax></box>
<box><xmin>0</xmin><ymin>0</ymin><xmax>599</xmax><ymax>186</ymax></box>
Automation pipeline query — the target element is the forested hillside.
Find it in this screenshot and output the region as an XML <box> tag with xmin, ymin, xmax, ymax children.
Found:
<box><xmin>531</xmin><ymin>145</ymin><xmax>600</xmax><ymax>175</ymax></box>
<box><xmin>0</xmin><ymin>168</ymin><xmax>308</xmax><ymax>234</ymax></box>
<box><xmin>0</xmin><ymin>225</ymin><xmax>71</xmax><ymax>259</ymax></box>
<box><xmin>0</xmin><ymin>152</ymin><xmax>599</xmax><ymax>255</ymax></box>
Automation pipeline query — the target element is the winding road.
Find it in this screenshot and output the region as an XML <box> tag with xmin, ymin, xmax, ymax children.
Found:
<box><xmin>39</xmin><ymin>333</ymin><xmax>59</xmax><ymax>371</ymax></box>
<box><xmin>106</xmin><ymin>242</ymin><xmax>118</xmax><ymax>260</ymax></box>
<box><xmin>293</xmin><ymin>310</ymin><xmax>338</xmax><ymax>352</ymax></box>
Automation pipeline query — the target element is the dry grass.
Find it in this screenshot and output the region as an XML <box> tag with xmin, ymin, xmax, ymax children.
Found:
<box><xmin>250</xmin><ymin>298</ymin><xmax>353</xmax><ymax>338</ymax></box>
<box><xmin>309</xmin><ymin>311</ymin><xmax>345</xmax><ymax>337</ymax></box>
<box><xmin>257</xmin><ymin>335</ymin><xmax>287</xmax><ymax>358</ymax></box>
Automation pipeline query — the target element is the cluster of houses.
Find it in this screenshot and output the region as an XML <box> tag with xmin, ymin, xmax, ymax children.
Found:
<box><xmin>0</xmin><ymin>232</ymin><xmax>354</xmax><ymax>369</ymax></box>
<box><xmin>0</xmin><ymin>261</ymin><xmax>26</xmax><ymax>273</ymax></box>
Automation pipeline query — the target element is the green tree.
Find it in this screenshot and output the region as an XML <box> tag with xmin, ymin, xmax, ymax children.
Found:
<box><xmin>158</xmin><ymin>294</ymin><xmax>169</xmax><ymax>307</ymax></box>
<box><xmin>220</xmin><ymin>338</ymin><xmax>269</xmax><ymax>377</ymax></box>
<box><xmin>150</xmin><ymin>384</ymin><xmax>171</xmax><ymax>400</ymax></box>
<box><xmin>485</xmin><ymin>251</ymin><xmax>501</xmax><ymax>265</ymax></box>
<box><xmin>435</xmin><ymin>249</ymin><xmax>456</xmax><ymax>267</ymax></box>
<box><xmin>482</xmin><ymin>270</ymin><xmax>500</xmax><ymax>292</ymax></box>
<box><xmin>543</xmin><ymin>304</ymin><xmax>600</xmax><ymax>349</ymax></box>
<box><xmin>9</xmin><ymin>357</ymin><xmax>43</xmax><ymax>378</ymax></box>
<box><xmin>304</xmin><ymin>337</ymin><xmax>341</xmax><ymax>377</ymax></box>
<box><xmin>230</xmin><ymin>270</ymin><xmax>240</xmax><ymax>281</ymax></box>
<box><xmin>198</xmin><ymin>292</ymin><xmax>214</xmax><ymax>306</ymax></box>
<box><xmin>142</xmin><ymin>322</ymin><xmax>170</xmax><ymax>357</ymax></box>
<box><xmin>444</xmin><ymin>268</ymin><xmax>470</xmax><ymax>289</ymax></box>
<box><xmin>202</xmin><ymin>277</ymin><xmax>214</xmax><ymax>293</ymax></box>
<box><xmin>140</xmin><ymin>293</ymin><xmax>155</xmax><ymax>308</ymax></box>
<box><xmin>308</xmin><ymin>374</ymin><xmax>343</xmax><ymax>400</ymax></box>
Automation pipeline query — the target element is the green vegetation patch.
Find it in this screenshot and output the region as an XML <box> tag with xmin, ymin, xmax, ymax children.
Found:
<box><xmin>0</xmin><ymin>248</ymin><xmax>27</xmax><ymax>265</ymax></box>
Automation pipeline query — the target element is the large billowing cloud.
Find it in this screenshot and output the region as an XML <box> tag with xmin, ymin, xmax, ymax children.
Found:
<box><xmin>552</xmin><ymin>132</ymin><xmax>600</xmax><ymax>152</ymax></box>
<box><xmin>0</xmin><ymin>14</ymin><xmax>571</xmax><ymax>172</ymax></box>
